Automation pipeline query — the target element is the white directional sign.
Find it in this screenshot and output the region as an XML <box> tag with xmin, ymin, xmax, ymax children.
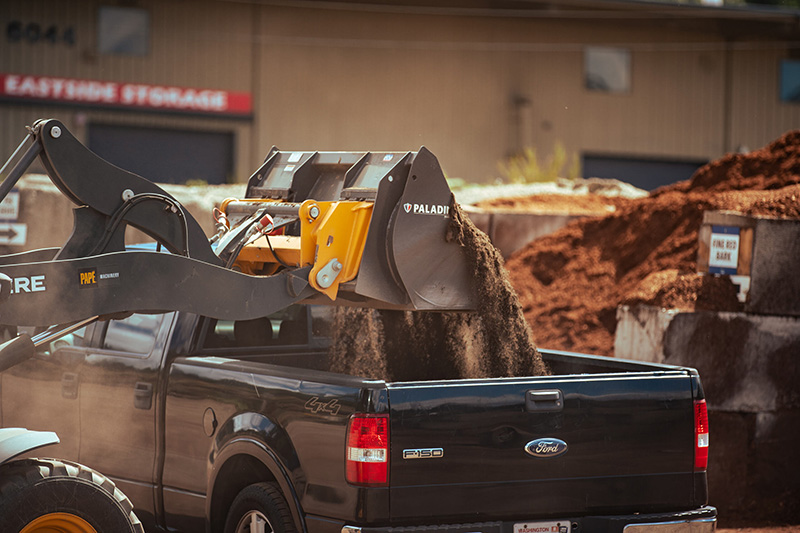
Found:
<box><xmin>0</xmin><ymin>223</ymin><xmax>27</xmax><ymax>246</ymax></box>
<box><xmin>0</xmin><ymin>191</ymin><xmax>20</xmax><ymax>220</ymax></box>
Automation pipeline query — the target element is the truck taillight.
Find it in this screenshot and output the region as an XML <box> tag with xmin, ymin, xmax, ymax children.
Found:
<box><xmin>694</xmin><ymin>399</ymin><xmax>709</xmax><ymax>471</ymax></box>
<box><xmin>346</xmin><ymin>414</ymin><xmax>389</xmax><ymax>486</ymax></box>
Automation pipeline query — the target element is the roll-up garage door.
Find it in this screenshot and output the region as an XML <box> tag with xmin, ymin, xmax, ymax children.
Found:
<box><xmin>582</xmin><ymin>154</ymin><xmax>706</xmax><ymax>191</ymax></box>
<box><xmin>88</xmin><ymin>123</ymin><xmax>234</xmax><ymax>185</ymax></box>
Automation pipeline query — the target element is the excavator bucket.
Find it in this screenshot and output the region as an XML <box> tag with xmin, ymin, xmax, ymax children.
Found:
<box><xmin>236</xmin><ymin>147</ymin><xmax>477</xmax><ymax>311</ymax></box>
<box><xmin>0</xmin><ymin>119</ymin><xmax>476</xmax><ymax>326</ymax></box>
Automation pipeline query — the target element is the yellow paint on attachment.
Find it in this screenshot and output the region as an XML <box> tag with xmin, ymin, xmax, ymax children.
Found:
<box><xmin>226</xmin><ymin>199</ymin><xmax>373</xmax><ymax>298</ymax></box>
<box><xmin>300</xmin><ymin>200</ymin><xmax>374</xmax><ymax>300</ymax></box>
<box><xmin>224</xmin><ymin>197</ymin><xmax>302</xmax><ymax>275</ymax></box>
<box><xmin>299</xmin><ymin>200</ymin><xmax>328</xmax><ymax>267</ymax></box>
<box><xmin>235</xmin><ymin>235</ymin><xmax>302</xmax><ymax>275</ymax></box>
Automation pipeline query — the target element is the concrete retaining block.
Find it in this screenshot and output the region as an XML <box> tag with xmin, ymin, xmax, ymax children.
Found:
<box><xmin>614</xmin><ymin>305</ymin><xmax>678</xmax><ymax>364</ymax></box>
<box><xmin>615</xmin><ymin>304</ymin><xmax>800</xmax><ymax>412</ymax></box>
<box><xmin>662</xmin><ymin>310</ymin><xmax>800</xmax><ymax>413</ymax></box>
<box><xmin>615</xmin><ymin>304</ymin><xmax>800</xmax><ymax>524</ymax></box>
<box><xmin>462</xmin><ymin>206</ymin><xmax>583</xmax><ymax>258</ymax></box>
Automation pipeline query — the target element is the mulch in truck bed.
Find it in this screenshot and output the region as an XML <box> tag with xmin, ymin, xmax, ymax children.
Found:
<box><xmin>328</xmin><ymin>203</ymin><xmax>548</xmax><ymax>381</ymax></box>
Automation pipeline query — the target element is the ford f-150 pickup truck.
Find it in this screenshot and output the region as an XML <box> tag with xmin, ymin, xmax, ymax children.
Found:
<box><xmin>0</xmin><ymin>306</ymin><xmax>715</xmax><ymax>533</ymax></box>
<box><xmin>0</xmin><ymin>120</ymin><xmax>714</xmax><ymax>532</ymax></box>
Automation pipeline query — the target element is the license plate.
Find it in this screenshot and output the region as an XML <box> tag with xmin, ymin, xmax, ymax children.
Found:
<box><xmin>513</xmin><ymin>521</ymin><xmax>571</xmax><ymax>533</ymax></box>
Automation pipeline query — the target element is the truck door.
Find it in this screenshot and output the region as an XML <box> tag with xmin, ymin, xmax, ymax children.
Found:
<box><xmin>0</xmin><ymin>323</ymin><xmax>96</xmax><ymax>461</ymax></box>
<box><xmin>77</xmin><ymin>313</ymin><xmax>173</xmax><ymax>526</ymax></box>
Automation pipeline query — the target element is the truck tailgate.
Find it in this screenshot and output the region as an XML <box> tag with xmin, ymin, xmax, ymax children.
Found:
<box><xmin>387</xmin><ymin>371</ymin><xmax>696</xmax><ymax>522</ymax></box>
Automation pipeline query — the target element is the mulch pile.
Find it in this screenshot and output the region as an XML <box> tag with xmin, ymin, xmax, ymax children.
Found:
<box><xmin>505</xmin><ymin>130</ymin><xmax>800</xmax><ymax>356</ymax></box>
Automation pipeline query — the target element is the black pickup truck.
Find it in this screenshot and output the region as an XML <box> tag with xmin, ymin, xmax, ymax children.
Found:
<box><xmin>0</xmin><ymin>305</ymin><xmax>715</xmax><ymax>533</ymax></box>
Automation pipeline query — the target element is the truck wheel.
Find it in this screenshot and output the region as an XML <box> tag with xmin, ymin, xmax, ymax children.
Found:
<box><xmin>224</xmin><ymin>482</ymin><xmax>296</xmax><ymax>533</ymax></box>
<box><xmin>0</xmin><ymin>458</ymin><xmax>143</xmax><ymax>533</ymax></box>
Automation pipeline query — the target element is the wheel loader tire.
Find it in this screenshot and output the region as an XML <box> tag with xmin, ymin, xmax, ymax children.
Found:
<box><xmin>224</xmin><ymin>482</ymin><xmax>297</xmax><ymax>533</ymax></box>
<box><xmin>0</xmin><ymin>458</ymin><xmax>144</xmax><ymax>533</ymax></box>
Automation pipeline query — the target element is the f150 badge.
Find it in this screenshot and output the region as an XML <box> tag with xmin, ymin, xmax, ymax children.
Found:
<box><xmin>402</xmin><ymin>448</ymin><xmax>444</xmax><ymax>459</ymax></box>
<box><xmin>524</xmin><ymin>438</ymin><xmax>568</xmax><ymax>458</ymax></box>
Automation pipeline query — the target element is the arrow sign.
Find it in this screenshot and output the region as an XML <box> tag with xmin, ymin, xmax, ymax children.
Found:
<box><xmin>0</xmin><ymin>223</ymin><xmax>26</xmax><ymax>246</ymax></box>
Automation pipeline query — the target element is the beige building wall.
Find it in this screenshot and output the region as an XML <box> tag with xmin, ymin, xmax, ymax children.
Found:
<box><xmin>1</xmin><ymin>0</ymin><xmax>798</xmax><ymax>185</ymax></box>
<box><xmin>729</xmin><ymin>47</ymin><xmax>800</xmax><ymax>152</ymax></box>
<box><xmin>251</xmin><ymin>5</ymin><xmax>733</xmax><ymax>181</ymax></box>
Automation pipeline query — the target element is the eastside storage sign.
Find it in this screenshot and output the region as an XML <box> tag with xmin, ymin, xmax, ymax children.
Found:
<box><xmin>0</xmin><ymin>73</ymin><xmax>252</xmax><ymax>117</ymax></box>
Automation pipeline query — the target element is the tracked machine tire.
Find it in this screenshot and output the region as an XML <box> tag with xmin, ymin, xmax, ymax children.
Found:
<box><xmin>0</xmin><ymin>458</ymin><xmax>144</xmax><ymax>533</ymax></box>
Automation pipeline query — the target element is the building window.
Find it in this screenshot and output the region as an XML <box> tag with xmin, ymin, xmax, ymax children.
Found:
<box><xmin>97</xmin><ymin>6</ymin><xmax>149</xmax><ymax>56</ymax></box>
<box><xmin>780</xmin><ymin>59</ymin><xmax>800</xmax><ymax>103</ymax></box>
<box><xmin>585</xmin><ymin>46</ymin><xmax>631</xmax><ymax>93</ymax></box>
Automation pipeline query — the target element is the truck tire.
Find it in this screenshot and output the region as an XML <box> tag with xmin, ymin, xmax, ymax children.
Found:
<box><xmin>224</xmin><ymin>482</ymin><xmax>297</xmax><ymax>533</ymax></box>
<box><xmin>0</xmin><ymin>458</ymin><xmax>144</xmax><ymax>533</ymax></box>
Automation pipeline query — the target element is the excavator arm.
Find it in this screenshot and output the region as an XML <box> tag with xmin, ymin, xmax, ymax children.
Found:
<box><xmin>0</xmin><ymin>119</ymin><xmax>476</xmax><ymax>327</ymax></box>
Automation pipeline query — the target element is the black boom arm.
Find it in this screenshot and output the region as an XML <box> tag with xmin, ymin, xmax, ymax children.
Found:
<box><xmin>0</xmin><ymin>119</ymin><xmax>315</xmax><ymax>326</ymax></box>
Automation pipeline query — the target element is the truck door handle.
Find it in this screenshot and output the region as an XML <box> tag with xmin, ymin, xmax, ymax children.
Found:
<box><xmin>525</xmin><ymin>389</ymin><xmax>563</xmax><ymax>412</ymax></box>
<box><xmin>61</xmin><ymin>372</ymin><xmax>79</xmax><ymax>400</ymax></box>
<box><xmin>134</xmin><ymin>381</ymin><xmax>153</xmax><ymax>410</ymax></box>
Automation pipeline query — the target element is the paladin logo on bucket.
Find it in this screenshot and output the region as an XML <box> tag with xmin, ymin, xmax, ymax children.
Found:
<box><xmin>403</xmin><ymin>202</ymin><xmax>450</xmax><ymax>216</ymax></box>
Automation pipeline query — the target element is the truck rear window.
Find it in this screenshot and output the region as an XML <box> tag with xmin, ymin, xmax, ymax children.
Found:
<box><xmin>203</xmin><ymin>304</ymin><xmax>311</xmax><ymax>349</ymax></box>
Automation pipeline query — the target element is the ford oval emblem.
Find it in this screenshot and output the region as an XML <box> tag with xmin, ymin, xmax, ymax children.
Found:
<box><xmin>524</xmin><ymin>438</ymin><xmax>568</xmax><ymax>458</ymax></box>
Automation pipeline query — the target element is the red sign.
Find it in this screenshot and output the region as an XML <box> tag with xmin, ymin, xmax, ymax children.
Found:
<box><xmin>0</xmin><ymin>73</ymin><xmax>252</xmax><ymax>117</ymax></box>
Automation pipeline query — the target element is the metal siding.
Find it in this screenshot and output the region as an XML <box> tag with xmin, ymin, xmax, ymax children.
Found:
<box><xmin>730</xmin><ymin>48</ymin><xmax>800</xmax><ymax>154</ymax></box>
<box><xmin>2</xmin><ymin>1</ymin><xmax>799</xmax><ymax>186</ymax></box>
<box><xmin>250</xmin><ymin>5</ymin><xmax>733</xmax><ymax>182</ymax></box>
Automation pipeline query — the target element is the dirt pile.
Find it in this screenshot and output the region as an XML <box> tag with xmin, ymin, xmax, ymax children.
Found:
<box><xmin>328</xmin><ymin>204</ymin><xmax>548</xmax><ymax>381</ymax></box>
<box><xmin>620</xmin><ymin>269</ymin><xmax>741</xmax><ymax>312</ymax></box>
<box><xmin>662</xmin><ymin>130</ymin><xmax>800</xmax><ymax>194</ymax></box>
<box><xmin>505</xmin><ymin>130</ymin><xmax>800</xmax><ymax>356</ymax></box>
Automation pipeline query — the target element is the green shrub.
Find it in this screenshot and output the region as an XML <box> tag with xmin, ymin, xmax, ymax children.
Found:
<box><xmin>498</xmin><ymin>142</ymin><xmax>581</xmax><ymax>184</ymax></box>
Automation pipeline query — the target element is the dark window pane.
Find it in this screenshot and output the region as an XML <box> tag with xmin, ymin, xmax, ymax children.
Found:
<box><xmin>585</xmin><ymin>46</ymin><xmax>631</xmax><ymax>93</ymax></box>
<box><xmin>98</xmin><ymin>6</ymin><xmax>149</xmax><ymax>56</ymax></box>
<box><xmin>780</xmin><ymin>59</ymin><xmax>800</xmax><ymax>102</ymax></box>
